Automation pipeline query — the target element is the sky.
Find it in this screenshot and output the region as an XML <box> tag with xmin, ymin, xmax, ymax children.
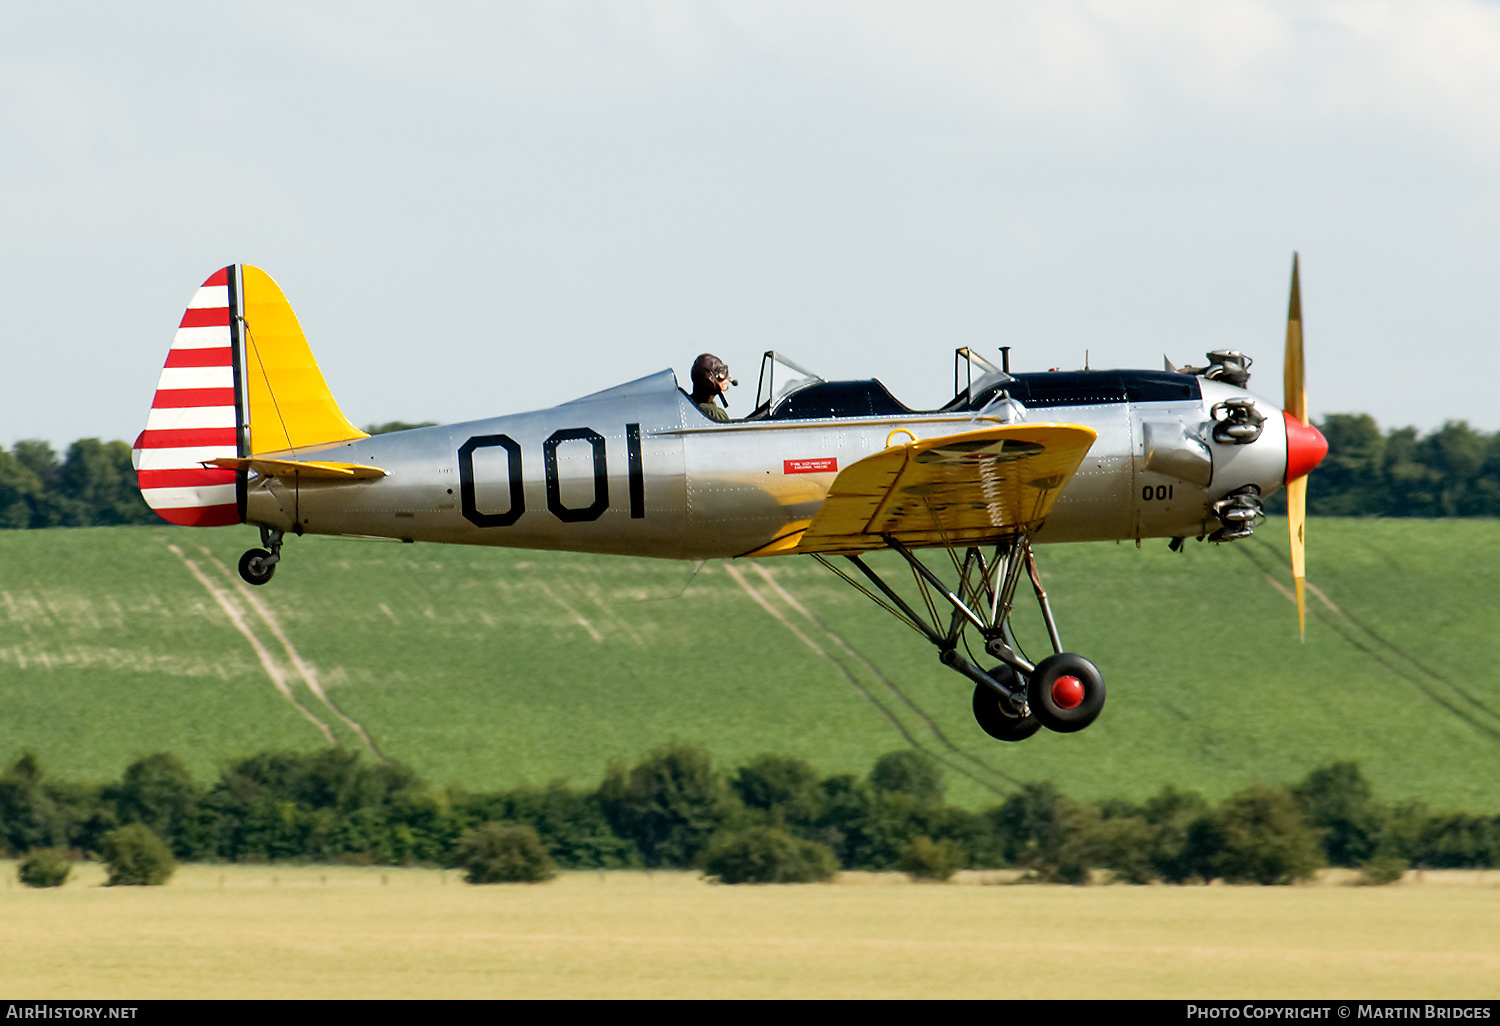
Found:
<box><xmin>4</xmin><ymin>0</ymin><xmax>1499</xmax><ymax>451</ymax></box>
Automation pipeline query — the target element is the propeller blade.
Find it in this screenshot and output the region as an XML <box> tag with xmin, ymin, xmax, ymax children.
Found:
<box><xmin>1284</xmin><ymin>253</ymin><xmax>1308</xmax><ymax>639</ymax></box>
<box><xmin>1287</xmin><ymin>474</ymin><xmax>1307</xmax><ymax>639</ymax></box>
<box><xmin>1284</xmin><ymin>253</ymin><xmax>1306</xmax><ymax>422</ymax></box>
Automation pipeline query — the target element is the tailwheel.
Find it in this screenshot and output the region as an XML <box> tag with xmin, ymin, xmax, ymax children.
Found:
<box><xmin>971</xmin><ymin>666</ymin><xmax>1041</xmax><ymax>742</ymax></box>
<box><xmin>1027</xmin><ymin>653</ymin><xmax>1105</xmax><ymax>733</ymax></box>
<box><xmin>238</xmin><ymin>526</ymin><xmax>284</xmax><ymax>586</ymax></box>
<box><xmin>238</xmin><ymin>548</ymin><xmax>276</xmax><ymax>586</ymax></box>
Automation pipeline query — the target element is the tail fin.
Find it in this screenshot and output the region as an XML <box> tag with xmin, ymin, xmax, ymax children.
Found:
<box><xmin>134</xmin><ymin>265</ymin><xmax>366</xmax><ymax>526</ymax></box>
<box><xmin>237</xmin><ymin>266</ymin><xmax>367</xmax><ymax>455</ymax></box>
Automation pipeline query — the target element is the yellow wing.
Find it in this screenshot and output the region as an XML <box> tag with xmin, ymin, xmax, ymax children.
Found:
<box><xmin>792</xmin><ymin>424</ymin><xmax>1097</xmax><ymax>555</ymax></box>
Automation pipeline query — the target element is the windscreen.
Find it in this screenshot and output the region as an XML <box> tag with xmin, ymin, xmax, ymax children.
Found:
<box><xmin>753</xmin><ymin>351</ymin><xmax>824</xmax><ymax>414</ymax></box>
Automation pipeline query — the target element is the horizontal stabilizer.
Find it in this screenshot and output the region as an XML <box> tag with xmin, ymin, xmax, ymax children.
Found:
<box><xmin>205</xmin><ymin>457</ymin><xmax>387</xmax><ymax>480</ymax></box>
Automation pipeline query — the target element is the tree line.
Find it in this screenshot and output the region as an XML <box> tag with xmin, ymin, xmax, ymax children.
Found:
<box><xmin>0</xmin><ymin>440</ymin><xmax>155</xmax><ymax>529</ymax></box>
<box><xmin>4</xmin><ymin>744</ymin><xmax>1496</xmax><ymax>886</ymax></box>
<box><xmin>3</xmin><ymin>416</ymin><xmax>1496</xmax><ymax>530</ymax></box>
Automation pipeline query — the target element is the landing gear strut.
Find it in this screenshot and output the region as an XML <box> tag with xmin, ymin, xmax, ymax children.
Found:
<box><xmin>238</xmin><ymin>526</ymin><xmax>284</xmax><ymax>586</ymax></box>
<box><xmin>813</xmin><ymin>534</ymin><xmax>1106</xmax><ymax>740</ymax></box>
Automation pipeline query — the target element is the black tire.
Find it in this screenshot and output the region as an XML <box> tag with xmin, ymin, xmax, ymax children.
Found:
<box><xmin>1026</xmin><ymin>653</ymin><xmax>1105</xmax><ymax>733</ymax></box>
<box><xmin>971</xmin><ymin>666</ymin><xmax>1042</xmax><ymax>742</ymax></box>
<box><xmin>238</xmin><ymin>548</ymin><xmax>276</xmax><ymax>586</ymax></box>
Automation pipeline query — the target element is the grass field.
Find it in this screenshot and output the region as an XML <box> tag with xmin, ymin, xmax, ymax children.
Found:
<box><xmin>0</xmin><ymin>518</ymin><xmax>1497</xmax><ymax>809</ymax></box>
<box><xmin>2</xmin><ymin>863</ymin><xmax>1498</xmax><ymax>999</ymax></box>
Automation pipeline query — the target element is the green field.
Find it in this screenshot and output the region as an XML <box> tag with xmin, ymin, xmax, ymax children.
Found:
<box><xmin>0</xmin><ymin>519</ymin><xmax>1497</xmax><ymax>809</ymax></box>
<box><xmin>2</xmin><ymin>863</ymin><xmax>1497</xmax><ymax>999</ymax></box>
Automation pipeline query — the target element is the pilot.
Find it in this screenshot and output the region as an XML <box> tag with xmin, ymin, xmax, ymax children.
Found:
<box><xmin>689</xmin><ymin>353</ymin><xmax>734</xmax><ymax>422</ymax></box>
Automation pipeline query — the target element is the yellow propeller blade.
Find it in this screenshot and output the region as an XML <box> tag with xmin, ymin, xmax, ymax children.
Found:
<box><xmin>1284</xmin><ymin>253</ymin><xmax>1306</xmax><ymax>422</ymax></box>
<box><xmin>1287</xmin><ymin>475</ymin><xmax>1307</xmax><ymax>639</ymax></box>
<box><xmin>1284</xmin><ymin>254</ymin><xmax>1308</xmax><ymax>640</ymax></box>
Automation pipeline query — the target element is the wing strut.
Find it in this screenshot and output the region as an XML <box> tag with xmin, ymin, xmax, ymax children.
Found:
<box><xmin>809</xmin><ymin>530</ymin><xmax>1089</xmax><ymax>740</ymax></box>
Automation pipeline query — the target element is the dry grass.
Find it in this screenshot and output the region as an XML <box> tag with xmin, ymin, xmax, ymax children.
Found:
<box><xmin>3</xmin><ymin>863</ymin><xmax>1498</xmax><ymax>999</ymax></box>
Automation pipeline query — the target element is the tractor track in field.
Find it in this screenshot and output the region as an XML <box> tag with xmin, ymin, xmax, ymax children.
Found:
<box><xmin>747</xmin><ymin>564</ymin><xmax>1028</xmax><ymax>794</ymax></box>
<box><xmin>204</xmin><ymin>550</ymin><xmax>390</xmax><ymax>762</ymax></box>
<box><xmin>726</xmin><ymin>563</ymin><xmax>1021</xmax><ymax>798</ymax></box>
<box><xmin>1239</xmin><ymin>541</ymin><xmax>1500</xmax><ymax>746</ymax></box>
<box><xmin>164</xmin><ymin>541</ymin><xmax>388</xmax><ymax>761</ymax></box>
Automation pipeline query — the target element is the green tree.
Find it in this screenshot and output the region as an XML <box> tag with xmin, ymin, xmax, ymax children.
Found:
<box><xmin>100</xmin><ymin>823</ymin><xmax>176</xmax><ymax>885</ymax></box>
<box><xmin>1292</xmin><ymin>762</ymin><xmax>1386</xmax><ymax>867</ymax></box>
<box><xmin>988</xmin><ymin>782</ymin><xmax>1096</xmax><ymax>883</ymax></box>
<box><xmin>1085</xmin><ymin>812</ymin><xmax>1157</xmax><ymax>884</ymax></box>
<box><xmin>0</xmin><ymin>436</ymin><xmax>160</xmax><ymax>528</ymax></box>
<box><xmin>0</xmin><ymin>448</ymin><xmax>44</xmax><ymax>528</ymax></box>
<box><xmin>924</xmin><ymin>804</ymin><xmax>1004</xmax><ymax>869</ymax></box>
<box><xmin>597</xmin><ymin>743</ymin><xmax>740</xmax><ymax>868</ymax></box>
<box><xmin>897</xmin><ymin>835</ymin><xmax>966</xmax><ymax>881</ymax></box>
<box><xmin>1308</xmin><ymin>414</ymin><xmax>1387</xmax><ymax>516</ymax></box>
<box><xmin>704</xmin><ymin>826</ymin><xmax>837</xmax><ymax>884</ymax></box>
<box><xmin>384</xmin><ymin>786</ymin><xmax>463</xmax><ymax>865</ymax></box>
<box><xmin>1210</xmin><ymin>785</ymin><xmax>1325</xmax><ymax>885</ymax></box>
<box><xmin>869</xmin><ymin>750</ymin><xmax>945</xmax><ymax>807</ymax></box>
<box><xmin>813</xmin><ymin>773</ymin><xmax>941</xmax><ymax>871</ymax></box>
<box><xmin>1476</xmin><ymin>433</ymin><xmax>1500</xmax><ymax>516</ymax></box>
<box><xmin>457</xmin><ymin>823</ymin><xmax>556</xmax><ymax>883</ymax></box>
<box><xmin>9</xmin><ymin>442</ymin><xmax>71</xmax><ymax>527</ymax></box>
<box><xmin>209</xmin><ymin>749</ymin><xmax>453</xmax><ymax>864</ymax></box>
<box><xmin>1419</xmin><ymin>422</ymin><xmax>1488</xmax><ymax>516</ymax></box>
<box><xmin>0</xmin><ymin>753</ymin><xmax>71</xmax><ymax>855</ymax></box>
<box><xmin>109</xmin><ymin>753</ymin><xmax>203</xmax><ymax>858</ymax></box>
<box><xmin>1357</xmin><ymin>855</ymin><xmax>1409</xmax><ymax>885</ymax></box>
<box><xmin>731</xmin><ymin>754</ymin><xmax>825</xmax><ymax>831</ymax></box>
<box><xmin>43</xmin><ymin>777</ymin><xmax>112</xmax><ymax>854</ymax></box>
<box><xmin>1141</xmin><ymin>785</ymin><xmax>1214</xmax><ymax>883</ymax></box>
<box><xmin>484</xmin><ymin>781</ymin><xmax>637</xmax><ymax>869</ymax></box>
<box><xmin>17</xmin><ymin>848</ymin><xmax>71</xmax><ymax>888</ymax></box>
<box><xmin>1410</xmin><ymin>812</ymin><xmax>1496</xmax><ymax>869</ymax></box>
<box><xmin>58</xmin><ymin>439</ymin><xmax>155</xmax><ymax>525</ymax></box>
<box><xmin>1384</xmin><ymin>427</ymin><xmax>1442</xmax><ymax>517</ymax></box>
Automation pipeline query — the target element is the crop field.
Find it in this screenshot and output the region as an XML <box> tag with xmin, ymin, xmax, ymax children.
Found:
<box><xmin>0</xmin><ymin>518</ymin><xmax>1498</xmax><ymax>808</ymax></box>
<box><xmin>2</xmin><ymin>863</ymin><xmax>1498</xmax><ymax>999</ymax></box>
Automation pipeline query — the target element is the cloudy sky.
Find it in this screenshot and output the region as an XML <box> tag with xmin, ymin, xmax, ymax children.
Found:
<box><xmin>4</xmin><ymin>1</ymin><xmax>1498</xmax><ymax>450</ymax></box>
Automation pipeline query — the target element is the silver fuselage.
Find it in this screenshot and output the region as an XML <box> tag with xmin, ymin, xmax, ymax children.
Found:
<box><xmin>244</xmin><ymin>370</ymin><xmax>1291</xmax><ymax>559</ymax></box>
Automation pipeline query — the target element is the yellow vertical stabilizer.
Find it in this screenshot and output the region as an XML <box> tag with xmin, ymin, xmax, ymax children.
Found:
<box><xmin>240</xmin><ymin>265</ymin><xmax>367</xmax><ymax>455</ymax></box>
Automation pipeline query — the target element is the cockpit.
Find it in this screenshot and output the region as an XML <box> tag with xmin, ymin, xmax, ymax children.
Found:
<box><xmin>738</xmin><ymin>352</ymin><xmax>910</xmax><ymax>421</ymax></box>
<box><xmin>713</xmin><ymin>348</ymin><xmax>1199</xmax><ymax>423</ymax></box>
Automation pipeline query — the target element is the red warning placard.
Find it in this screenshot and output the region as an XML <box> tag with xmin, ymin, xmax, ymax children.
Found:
<box><xmin>784</xmin><ymin>457</ymin><xmax>838</xmax><ymax>474</ymax></box>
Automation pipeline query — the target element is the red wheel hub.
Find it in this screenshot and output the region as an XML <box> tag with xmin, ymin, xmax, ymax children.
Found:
<box><xmin>1051</xmin><ymin>675</ymin><xmax>1085</xmax><ymax>710</ymax></box>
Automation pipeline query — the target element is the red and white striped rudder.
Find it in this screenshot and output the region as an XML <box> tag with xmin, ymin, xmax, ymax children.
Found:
<box><xmin>132</xmin><ymin>266</ymin><xmax>242</xmax><ymax>526</ymax></box>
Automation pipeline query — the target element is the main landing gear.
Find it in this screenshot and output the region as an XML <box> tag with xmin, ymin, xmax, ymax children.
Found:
<box><xmin>812</xmin><ymin>535</ymin><xmax>1106</xmax><ymax>742</ymax></box>
<box><xmin>238</xmin><ymin>526</ymin><xmax>284</xmax><ymax>586</ymax></box>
